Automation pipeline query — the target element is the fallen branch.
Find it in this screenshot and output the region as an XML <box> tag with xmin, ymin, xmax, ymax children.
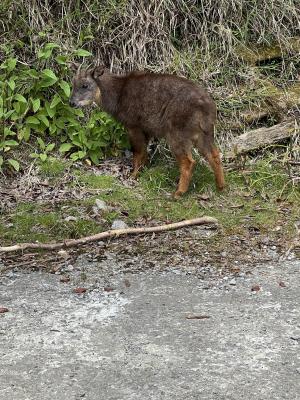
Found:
<box><xmin>226</xmin><ymin>119</ymin><xmax>299</xmax><ymax>158</ymax></box>
<box><xmin>0</xmin><ymin>216</ymin><xmax>218</xmax><ymax>254</ymax></box>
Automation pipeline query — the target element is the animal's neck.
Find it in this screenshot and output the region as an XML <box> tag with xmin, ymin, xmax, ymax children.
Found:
<box><xmin>96</xmin><ymin>75</ymin><xmax>124</xmax><ymax>117</ymax></box>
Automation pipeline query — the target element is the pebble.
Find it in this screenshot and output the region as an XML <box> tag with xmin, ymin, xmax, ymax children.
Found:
<box><xmin>95</xmin><ymin>199</ymin><xmax>109</xmax><ymax>211</ymax></box>
<box><xmin>65</xmin><ymin>216</ymin><xmax>78</xmax><ymax>222</ymax></box>
<box><xmin>111</xmin><ymin>220</ymin><xmax>128</xmax><ymax>230</ymax></box>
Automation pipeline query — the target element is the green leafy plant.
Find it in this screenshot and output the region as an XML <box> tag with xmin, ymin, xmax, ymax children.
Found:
<box><xmin>0</xmin><ymin>45</ymin><xmax>129</xmax><ymax>171</ymax></box>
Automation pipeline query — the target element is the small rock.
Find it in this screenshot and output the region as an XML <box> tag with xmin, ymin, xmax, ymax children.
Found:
<box><xmin>229</xmin><ymin>278</ymin><xmax>236</xmax><ymax>286</ymax></box>
<box><xmin>251</xmin><ymin>285</ymin><xmax>261</xmax><ymax>292</ymax></box>
<box><xmin>104</xmin><ymin>287</ymin><xmax>114</xmax><ymax>292</ymax></box>
<box><xmin>111</xmin><ymin>220</ymin><xmax>128</xmax><ymax>230</ymax></box>
<box><xmin>65</xmin><ymin>264</ymin><xmax>74</xmax><ymax>272</ymax></box>
<box><xmin>60</xmin><ymin>276</ymin><xmax>71</xmax><ymax>283</ymax></box>
<box><xmin>0</xmin><ymin>307</ymin><xmax>9</xmax><ymax>313</ymax></box>
<box><xmin>65</xmin><ymin>216</ymin><xmax>78</xmax><ymax>222</ymax></box>
<box><xmin>95</xmin><ymin>199</ymin><xmax>109</xmax><ymax>211</ymax></box>
<box><xmin>57</xmin><ymin>250</ymin><xmax>69</xmax><ymax>259</ymax></box>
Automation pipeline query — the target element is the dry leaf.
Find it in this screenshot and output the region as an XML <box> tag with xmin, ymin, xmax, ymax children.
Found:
<box><xmin>186</xmin><ymin>315</ymin><xmax>210</xmax><ymax>320</ymax></box>
<box><xmin>74</xmin><ymin>287</ymin><xmax>87</xmax><ymax>294</ymax></box>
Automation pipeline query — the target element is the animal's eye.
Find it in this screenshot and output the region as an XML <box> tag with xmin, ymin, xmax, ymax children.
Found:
<box><xmin>82</xmin><ymin>83</ymin><xmax>88</xmax><ymax>89</ymax></box>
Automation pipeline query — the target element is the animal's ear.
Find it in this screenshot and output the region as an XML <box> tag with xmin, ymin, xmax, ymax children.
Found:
<box><xmin>91</xmin><ymin>65</ymin><xmax>106</xmax><ymax>80</ymax></box>
<box><xmin>69</xmin><ymin>62</ymin><xmax>80</xmax><ymax>74</ymax></box>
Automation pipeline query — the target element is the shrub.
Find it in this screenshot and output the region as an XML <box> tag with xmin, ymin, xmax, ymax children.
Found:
<box><xmin>0</xmin><ymin>45</ymin><xmax>128</xmax><ymax>171</ymax></box>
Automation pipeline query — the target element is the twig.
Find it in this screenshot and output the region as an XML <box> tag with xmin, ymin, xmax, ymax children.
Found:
<box><xmin>0</xmin><ymin>217</ymin><xmax>218</xmax><ymax>254</ymax></box>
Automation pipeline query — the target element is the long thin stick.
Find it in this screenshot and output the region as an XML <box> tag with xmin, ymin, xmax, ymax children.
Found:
<box><xmin>0</xmin><ymin>217</ymin><xmax>218</xmax><ymax>253</ymax></box>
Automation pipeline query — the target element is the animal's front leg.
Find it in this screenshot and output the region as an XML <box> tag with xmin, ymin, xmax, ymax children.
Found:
<box><xmin>127</xmin><ymin>129</ymin><xmax>148</xmax><ymax>178</ymax></box>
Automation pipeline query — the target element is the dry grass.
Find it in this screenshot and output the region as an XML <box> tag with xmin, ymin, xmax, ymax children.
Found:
<box><xmin>2</xmin><ymin>0</ymin><xmax>300</xmax><ymax>74</ymax></box>
<box><xmin>1</xmin><ymin>1</ymin><xmax>300</xmax><ymax>159</ymax></box>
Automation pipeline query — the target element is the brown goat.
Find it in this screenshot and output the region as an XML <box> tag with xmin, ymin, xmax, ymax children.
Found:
<box><xmin>70</xmin><ymin>66</ymin><xmax>225</xmax><ymax>198</ymax></box>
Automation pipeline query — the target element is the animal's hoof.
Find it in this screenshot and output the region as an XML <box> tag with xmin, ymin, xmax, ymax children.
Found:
<box><xmin>173</xmin><ymin>191</ymin><xmax>183</xmax><ymax>199</ymax></box>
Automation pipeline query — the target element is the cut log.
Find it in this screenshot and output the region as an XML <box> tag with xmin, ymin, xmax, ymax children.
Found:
<box><xmin>226</xmin><ymin>119</ymin><xmax>299</xmax><ymax>158</ymax></box>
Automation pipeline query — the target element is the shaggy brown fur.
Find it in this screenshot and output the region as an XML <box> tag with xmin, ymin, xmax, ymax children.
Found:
<box><xmin>70</xmin><ymin>66</ymin><xmax>225</xmax><ymax>197</ymax></box>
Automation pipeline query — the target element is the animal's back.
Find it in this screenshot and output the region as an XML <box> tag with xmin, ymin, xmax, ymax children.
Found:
<box><xmin>117</xmin><ymin>72</ymin><xmax>215</xmax><ymax>137</ymax></box>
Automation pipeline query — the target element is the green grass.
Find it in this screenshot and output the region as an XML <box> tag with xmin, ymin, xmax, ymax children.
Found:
<box><xmin>0</xmin><ymin>155</ymin><xmax>298</xmax><ymax>245</ymax></box>
<box><xmin>38</xmin><ymin>158</ymin><xmax>70</xmax><ymax>178</ymax></box>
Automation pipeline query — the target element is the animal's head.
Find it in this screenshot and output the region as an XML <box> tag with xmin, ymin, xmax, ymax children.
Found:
<box><xmin>69</xmin><ymin>65</ymin><xmax>107</xmax><ymax>108</ymax></box>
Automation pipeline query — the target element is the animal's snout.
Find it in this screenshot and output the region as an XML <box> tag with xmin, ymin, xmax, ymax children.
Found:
<box><xmin>69</xmin><ymin>99</ymin><xmax>77</xmax><ymax>107</ymax></box>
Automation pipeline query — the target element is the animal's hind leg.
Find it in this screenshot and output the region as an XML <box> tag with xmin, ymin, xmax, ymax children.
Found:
<box><xmin>203</xmin><ymin>144</ymin><xmax>225</xmax><ymax>191</ymax></box>
<box><xmin>173</xmin><ymin>152</ymin><xmax>196</xmax><ymax>199</ymax></box>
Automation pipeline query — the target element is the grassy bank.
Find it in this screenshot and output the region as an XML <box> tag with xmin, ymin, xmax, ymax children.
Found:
<box><xmin>0</xmin><ymin>154</ymin><xmax>299</xmax><ymax>247</ymax></box>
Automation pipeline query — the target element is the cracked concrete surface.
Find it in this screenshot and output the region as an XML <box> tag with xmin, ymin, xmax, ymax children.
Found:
<box><xmin>0</xmin><ymin>260</ymin><xmax>299</xmax><ymax>400</ymax></box>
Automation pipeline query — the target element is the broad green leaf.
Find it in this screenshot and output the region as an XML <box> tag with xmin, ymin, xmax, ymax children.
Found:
<box><xmin>46</xmin><ymin>143</ymin><xmax>55</xmax><ymax>152</ymax></box>
<box><xmin>23</xmin><ymin>127</ymin><xmax>31</xmax><ymax>141</ymax></box>
<box><xmin>59</xmin><ymin>80</ymin><xmax>71</xmax><ymax>97</ymax></box>
<box><xmin>7</xmin><ymin>58</ymin><xmax>17</xmax><ymax>70</ymax></box>
<box><xmin>59</xmin><ymin>143</ymin><xmax>73</xmax><ymax>153</ymax></box>
<box><xmin>38</xmin><ymin>49</ymin><xmax>52</xmax><ymax>59</ymax></box>
<box><xmin>17</xmin><ymin>127</ymin><xmax>31</xmax><ymax>141</ymax></box>
<box><xmin>45</xmin><ymin>101</ymin><xmax>56</xmax><ymax>118</ymax></box>
<box><xmin>77</xmin><ymin>150</ymin><xmax>86</xmax><ymax>159</ymax></box>
<box><xmin>8</xmin><ymin>110</ymin><xmax>18</xmax><ymax>120</ymax></box>
<box><xmin>39</xmin><ymin>154</ymin><xmax>47</xmax><ymax>162</ymax></box>
<box><xmin>45</xmin><ymin>42</ymin><xmax>60</xmax><ymax>50</ymax></box>
<box><xmin>73</xmin><ymin>108</ymin><xmax>84</xmax><ymax>117</ymax></box>
<box><xmin>27</xmin><ymin>69</ymin><xmax>39</xmax><ymax>79</ymax></box>
<box><xmin>74</xmin><ymin>49</ymin><xmax>92</xmax><ymax>57</ymax></box>
<box><xmin>49</xmin><ymin>124</ymin><xmax>57</xmax><ymax>134</ymax></box>
<box><xmin>50</xmin><ymin>94</ymin><xmax>61</xmax><ymax>109</ymax></box>
<box><xmin>55</xmin><ymin>55</ymin><xmax>67</xmax><ymax>65</ymax></box>
<box><xmin>30</xmin><ymin>153</ymin><xmax>40</xmax><ymax>159</ymax></box>
<box><xmin>7</xmin><ymin>58</ymin><xmax>17</xmax><ymax>71</ymax></box>
<box><xmin>13</xmin><ymin>102</ymin><xmax>20</xmax><ymax>114</ymax></box>
<box><xmin>1</xmin><ymin>58</ymin><xmax>18</xmax><ymax>72</ymax></box>
<box><xmin>26</xmin><ymin>116</ymin><xmax>40</xmax><ymax>125</ymax></box>
<box><xmin>8</xmin><ymin>159</ymin><xmax>20</xmax><ymax>171</ymax></box>
<box><xmin>37</xmin><ymin>137</ymin><xmax>45</xmax><ymax>149</ymax></box>
<box><xmin>32</xmin><ymin>98</ymin><xmax>40</xmax><ymax>113</ymax></box>
<box><xmin>90</xmin><ymin>152</ymin><xmax>100</xmax><ymax>165</ymax></box>
<box><xmin>70</xmin><ymin>152</ymin><xmax>79</xmax><ymax>161</ymax></box>
<box><xmin>41</xmin><ymin>69</ymin><xmax>58</xmax><ymax>81</ymax></box>
<box><xmin>55</xmin><ymin>117</ymin><xmax>66</xmax><ymax>129</ymax></box>
<box><xmin>4</xmin><ymin>140</ymin><xmax>19</xmax><ymax>146</ymax></box>
<box><xmin>8</xmin><ymin>79</ymin><xmax>15</xmax><ymax>91</ymax></box>
<box><xmin>37</xmin><ymin>114</ymin><xmax>49</xmax><ymax>127</ymax></box>
<box><xmin>4</xmin><ymin>127</ymin><xmax>15</xmax><ymax>137</ymax></box>
<box><xmin>14</xmin><ymin>94</ymin><xmax>27</xmax><ymax>103</ymax></box>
